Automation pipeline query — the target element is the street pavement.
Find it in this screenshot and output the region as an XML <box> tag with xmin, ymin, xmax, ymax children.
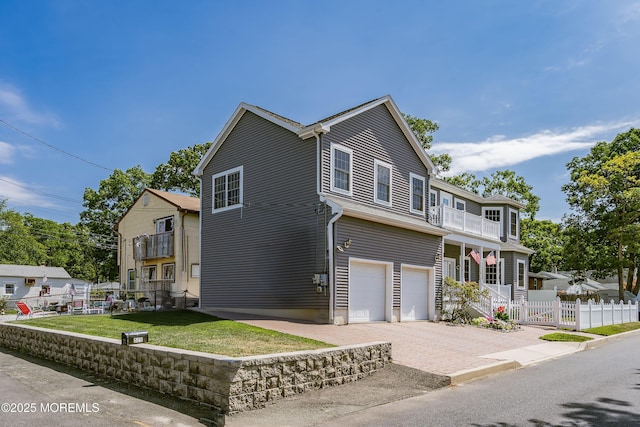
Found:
<box><xmin>2</xmin><ymin>311</ymin><xmax>638</xmax><ymax>426</ymax></box>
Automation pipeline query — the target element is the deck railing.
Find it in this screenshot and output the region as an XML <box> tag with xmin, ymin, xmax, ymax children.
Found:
<box><xmin>429</xmin><ymin>205</ymin><xmax>500</xmax><ymax>240</ymax></box>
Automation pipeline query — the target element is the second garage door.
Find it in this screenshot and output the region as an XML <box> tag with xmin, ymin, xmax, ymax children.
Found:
<box><xmin>401</xmin><ymin>267</ymin><xmax>429</xmax><ymax>321</ymax></box>
<box><xmin>349</xmin><ymin>261</ymin><xmax>387</xmax><ymax>322</ymax></box>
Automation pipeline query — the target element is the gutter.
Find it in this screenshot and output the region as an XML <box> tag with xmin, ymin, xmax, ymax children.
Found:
<box><xmin>308</xmin><ymin>128</ymin><xmax>341</xmax><ymax>323</ymax></box>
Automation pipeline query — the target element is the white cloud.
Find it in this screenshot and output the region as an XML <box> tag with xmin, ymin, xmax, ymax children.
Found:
<box><xmin>432</xmin><ymin>120</ymin><xmax>640</xmax><ymax>175</ymax></box>
<box><xmin>0</xmin><ymin>83</ymin><xmax>60</xmax><ymax>127</ymax></box>
<box><xmin>0</xmin><ymin>175</ymin><xmax>57</xmax><ymax>208</ymax></box>
<box><xmin>0</xmin><ymin>141</ymin><xmax>15</xmax><ymax>164</ymax></box>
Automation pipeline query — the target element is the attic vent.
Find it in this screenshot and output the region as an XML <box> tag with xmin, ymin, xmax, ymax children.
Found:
<box><xmin>143</xmin><ymin>193</ymin><xmax>149</xmax><ymax>207</ymax></box>
<box><xmin>25</xmin><ymin>277</ymin><xmax>36</xmax><ymax>286</ymax></box>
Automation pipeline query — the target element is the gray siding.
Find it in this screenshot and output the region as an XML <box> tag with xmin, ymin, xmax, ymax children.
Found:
<box><xmin>334</xmin><ymin>216</ymin><xmax>442</xmax><ymax>309</ymax></box>
<box><xmin>200</xmin><ymin>112</ymin><xmax>327</xmax><ymax>310</ymax></box>
<box><xmin>321</xmin><ymin>105</ymin><xmax>429</xmax><ymax>218</ymax></box>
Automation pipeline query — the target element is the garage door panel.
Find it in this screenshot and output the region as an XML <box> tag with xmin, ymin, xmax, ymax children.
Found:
<box><xmin>350</xmin><ymin>262</ymin><xmax>386</xmax><ymax>322</ymax></box>
<box><xmin>401</xmin><ymin>268</ymin><xmax>429</xmax><ymax>321</ymax></box>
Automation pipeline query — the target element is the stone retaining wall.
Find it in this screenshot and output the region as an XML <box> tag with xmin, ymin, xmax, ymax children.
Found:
<box><xmin>0</xmin><ymin>323</ymin><xmax>390</xmax><ymax>415</ymax></box>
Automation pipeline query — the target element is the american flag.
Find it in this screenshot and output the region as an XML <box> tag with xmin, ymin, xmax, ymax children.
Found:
<box><xmin>486</xmin><ymin>251</ymin><xmax>497</xmax><ymax>266</ymax></box>
<box><xmin>469</xmin><ymin>249</ymin><xmax>480</xmax><ymax>265</ymax></box>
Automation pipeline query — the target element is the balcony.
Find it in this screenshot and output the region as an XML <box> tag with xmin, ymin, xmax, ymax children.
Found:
<box><xmin>429</xmin><ymin>205</ymin><xmax>501</xmax><ymax>240</ymax></box>
<box><xmin>134</xmin><ymin>232</ymin><xmax>174</xmax><ymax>260</ymax></box>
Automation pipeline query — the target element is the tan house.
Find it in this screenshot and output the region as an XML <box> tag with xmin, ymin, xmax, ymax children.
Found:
<box><xmin>115</xmin><ymin>189</ymin><xmax>200</xmax><ymax>308</ymax></box>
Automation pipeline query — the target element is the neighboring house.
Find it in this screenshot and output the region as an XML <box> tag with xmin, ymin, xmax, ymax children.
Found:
<box><xmin>537</xmin><ymin>271</ymin><xmax>604</xmax><ymax>294</ymax></box>
<box><xmin>431</xmin><ymin>178</ymin><xmax>535</xmax><ymax>302</ymax></box>
<box><xmin>193</xmin><ymin>95</ymin><xmax>532</xmax><ymax>324</ymax></box>
<box><xmin>0</xmin><ymin>264</ymin><xmax>73</xmax><ymax>308</ymax></box>
<box><xmin>115</xmin><ymin>188</ymin><xmax>200</xmax><ymax>308</ymax></box>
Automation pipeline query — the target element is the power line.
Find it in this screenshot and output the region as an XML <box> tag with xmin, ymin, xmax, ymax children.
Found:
<box><xmin>0</xmin><ymin>118</ymin><xmax>114</xmax><ymax>172</ymax></box>
<box><xmin>0</xmin><ymin>179</ymin><xmax>83</xmax><ymax>204</ymax></box>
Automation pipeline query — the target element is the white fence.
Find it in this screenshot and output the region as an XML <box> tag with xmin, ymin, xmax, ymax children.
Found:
<box><xmin>485</xmin><ymin>297</ymin><xmax>638</xmax><ymax>331</ymax></box>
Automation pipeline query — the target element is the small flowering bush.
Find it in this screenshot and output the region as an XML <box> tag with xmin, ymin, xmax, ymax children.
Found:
<box><xmin>494</xmin><ymin>305</ymin><xmax>509</xmax><ymax>321</ymax></box>
<box><xmin>472</xmin><ymin>314</ymin><xmax>521</xmax><ymax>332</ymax></box>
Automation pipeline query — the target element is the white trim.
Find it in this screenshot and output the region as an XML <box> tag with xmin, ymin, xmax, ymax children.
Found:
<box><xmin>373</xmin><ymin>159</ymin><xmax>393</xmax><ymax>207</ymax></box>
<box><xmin>516</xmin><ymin>259</ymin><xmax>527</xmax><ymax>289</ymax></box>
<box><xmin>211</xmin><ymin>165</ymin><xmax>244</xmax><ymax>213</ymax></box>
<box><xmin>330</xmin><ymin>144</ymin><xmax>353</xmax><ymax>196</ymax></box>
<box><xmin>348</xmin><ymin>257</ymin><xmax>393</xmax><ymax>323</ymax></box>
<box><xmin>454</xmin><ymin>198</ymin><xmax>466</xmax><ymax>211</ymax></box>
<box><xmin>429</xmin><ymin>189</ymin><xmax>438</xmax><ymax>208</ymax></box>
<box><xmin>509</xmin><ymin>208</ymin><xmax>520</xmax><ymax>240</ymax></box>
<box><xmin>444</xmin><ymin>257</ymin><xmax>457</xmax><ymax>280</ymax></box>
<box><xmin>409</xmin><ymin>173</ymin><xmax>426</xmax><ymax>215</ymax></box>
<box><xmin>482</xmin><ymin>206</ymin><xmax>503</xmax><ymax>238</ymax></box>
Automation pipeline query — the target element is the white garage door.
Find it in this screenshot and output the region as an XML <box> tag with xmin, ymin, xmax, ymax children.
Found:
<box><xmin>401</xmin><ymin>267</ymin><xmax>429</xmax><ymax>321</ymax></box>
<box><xmin>349</xmin><ymin>261</ymin><xmax>386</xmax><ymax>322</ymax></box>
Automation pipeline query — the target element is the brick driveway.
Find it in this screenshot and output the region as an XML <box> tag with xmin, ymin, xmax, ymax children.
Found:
<box><xmin>200</xmin><ymin>310</ymin><xmax>553</xmax><ymax>376</ymax></box>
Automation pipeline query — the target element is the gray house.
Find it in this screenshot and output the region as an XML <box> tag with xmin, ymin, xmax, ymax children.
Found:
<box><xmin>194</xmin><ymin>95</ymin><xmax>532</xmax><ymax>324</ymax></box>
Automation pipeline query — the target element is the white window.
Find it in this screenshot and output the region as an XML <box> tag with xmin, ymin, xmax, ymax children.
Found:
<box><xmin>162</xmin><ymin>263</ymin><xmax>175</xmax><ymax>281</ymax></box>
<box><xmin>142</xmin><ymin>266</ymin><xmax>156</xmax><ymax>283</ymax></box>
<box><xmin>191</xmin><ymin>264</ymin><xmax>200</xmax><ymax>278</ymax></box>
<box><xmin>4</xmin><ymin>283</ymin><xmax>15</xmax><ymax>295</ymax></box>
<box><xmin>517</xmin><ymin>260</ymin><xmax>526</xmax><ymax>289</ymax></box>
<box><xmin>128</xmin><ymin>270</ymin><xmax>135</xmax><ymax>290</ymax></box>
<box><xmin>440</xmin><ymin>191</ymin><xmax>452</xmax><ymax>207</ymax></box>
<box><xmin>485</xmin><ymin>258</ymin><xmax>505</xmax><ymax>285</ymax></box>
<box><xmin>509</xmin><ymin>208</ymin><xmax>519</xmax><ymax>239</ymax></box>
<box><xmin>482</xmin><ymin>207</ymin><xmax>503</xmax><ymax>237</ymax></box>
<box><xmin>212</xmin><ymin>166</ymin><xmax>243</xmax><ymax>212</ymax></box>
<box><xmin>454</xmin><ymin>198</ymin><xmax>466</xmax><ymax>211</ymax></box>
<box><xmin>464</xmin><ymin>258</ymin><xmax>470</xmax><ymax>282</ymax></box>
<box><xmin>374</xmin><ymin>160</ymin><xmax>392</xmax><ymax>206</ymax></box>
<box><xmin>330</xmin><ymin>144</ymin><xmax>352</xmax><ymax>196</ymax></box>
<box><xmin>410</xmin><ymin>173</ymin><xmax>425</xmax><ymax>214</ymax></box>
<box><xmin>429</xmin><ymin>189</ymin><xmax>438</xmax><ymax>208</ymax></box>
<box><xmin>156</xmin><ymin>216</ymin><xmax>174</xmax><ymax>233</ymax></box>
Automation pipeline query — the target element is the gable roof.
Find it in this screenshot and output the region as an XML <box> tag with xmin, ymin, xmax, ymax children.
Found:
<box><xmin>115</xmin><ymin>188</ymin><xmax>200</xmax><ymax>230</ymax></box>
<box><xmin>193</xmin><ymin>95</ymin><xmax>436</xmax><ymax>176</ymax></box>
<box><xmin>144</xmin><ymin>188</ymin><xmax>200</xmax><ymax>213</ymax></box>
<box><xmin>0</xmin><ymin>264</ymin><xmax>71</xmax><ymax>279</ymax></box>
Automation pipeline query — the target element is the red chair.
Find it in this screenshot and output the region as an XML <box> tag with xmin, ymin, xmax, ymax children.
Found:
<box><xmin>15</xmin><ymin>301</ymin><xmax>35</xmax><ymax>319</ymax></box>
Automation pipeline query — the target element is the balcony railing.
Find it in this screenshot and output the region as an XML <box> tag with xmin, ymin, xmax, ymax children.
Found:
<box><xmin>429</xmin><ymin>205</ymin><xmax>501</xmax><ymax>240</ymax></box>
<box><xmin>138</xmin><ymin>279</ymin><xmax>173</xmax><ymax>292</ymax></box>
<box><xmin>134</xmin><ymin>232</ymin><xmax>174</xmax><ymax>260</ymax></box>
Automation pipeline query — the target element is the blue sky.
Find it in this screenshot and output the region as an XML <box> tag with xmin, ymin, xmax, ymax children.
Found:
<box><xmin>1</xmin><ymin>0</ymin><xmax>639</xmax><ymax>224</ymax></box>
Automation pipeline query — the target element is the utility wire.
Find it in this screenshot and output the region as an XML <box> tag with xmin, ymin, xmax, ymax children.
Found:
<box><xmin>0</xmin><ymin>118</ymin><xmax>114</xmax><ymax>172</ymax></box>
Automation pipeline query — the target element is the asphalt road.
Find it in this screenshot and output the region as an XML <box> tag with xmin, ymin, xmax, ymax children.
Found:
<box><xmin>0</xmin><ymin>348</ymin><xmax>221</xmax><ymax>427</ymax></box>
<box><xmin>315</xmin><ymin>333</ymin><xmax>640</xmax><ymax>426</ymax></box>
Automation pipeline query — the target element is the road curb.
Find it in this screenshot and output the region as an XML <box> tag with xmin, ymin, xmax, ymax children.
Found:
<box><xmin>583</xmin><ymin>327</ymin><xmax>640</xmax><ymax>350</ymax></box>
<box><xmin>448</xmin><ymin>359</ymin><xmax>521</xmax><ymax>385</ymax></box>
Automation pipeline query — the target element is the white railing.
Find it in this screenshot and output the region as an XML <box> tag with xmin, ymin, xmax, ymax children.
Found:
<box><xmin>429</xmin><ymin>205</ymin><xmax>500</xmax><ymax>240</ymax></box>
<box><xmin>472</xmin><ymin>284</ymin><xmax>511</xmax><ymax>318</ymax></box>
<box><xmin>517</xmin><ymin>298</ymin><xmax>638</xmax><ymax>331</ymax></box>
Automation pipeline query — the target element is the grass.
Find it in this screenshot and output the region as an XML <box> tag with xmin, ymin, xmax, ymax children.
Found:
<box><xmin>13</xmin><ymin>309</ymin><xmax>333</xmax><ymax>357</ymax></box>
<box><xmin>540</xmin><ymin>333</ymin><xmax>593</xmax><ymax>343</ymax></box>
<box><xmin>582</xmin><ymin>322</ymin><xmax>640</xmax><ymax>336</ymax></box>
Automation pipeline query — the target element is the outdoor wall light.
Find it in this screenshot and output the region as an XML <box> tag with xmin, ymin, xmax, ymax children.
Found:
<box><xmin>344</xmin><ymin>239</ymin><xmax>351</xmax><ymax>248</ymax></box>
<box><xmin>336</xmin><ymin>245</ymin><xmax>344</xmax><ymax>252</ymax></box>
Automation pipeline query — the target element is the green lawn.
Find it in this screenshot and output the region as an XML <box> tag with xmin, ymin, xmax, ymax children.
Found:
<box><xmin>540</xmin><ymin>333</ymin><xmax>593</xmax><ymax>343</ymax></box>
<box><xmin>13</xmin><ymin>310</ymin><xmax>333</xmax><ymax>357</ymax></box>
<box><xmin>582</xmin><ymin>322</ymin><xmax>640</xmax><ymax>336</ymax></box>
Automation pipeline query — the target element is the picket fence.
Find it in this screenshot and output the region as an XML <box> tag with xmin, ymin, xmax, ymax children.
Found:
<box><xmin>486</xmin><ymin>297</ymin><xmax>639</xmax><ymax>331</ymax></box>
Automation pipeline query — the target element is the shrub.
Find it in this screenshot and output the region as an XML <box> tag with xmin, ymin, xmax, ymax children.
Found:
<box><xmin>441</xmin><ymin>277</ymin><xmax>488</xmax><ymax>324</ymax></box>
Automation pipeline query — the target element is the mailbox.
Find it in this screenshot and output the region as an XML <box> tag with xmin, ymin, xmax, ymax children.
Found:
<box><xmin>121</xmin><ymin>331</ymin><xmax>148</xmax><ymax>345</ymax></box>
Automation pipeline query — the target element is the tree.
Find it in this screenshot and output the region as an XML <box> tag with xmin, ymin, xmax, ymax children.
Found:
<box><xmin>0</xmin><ymin>200</ymin><xmax>47</xmax><ymax>265</ymax></box>
<box><xmin>81</xmin><ymin>166</ymin><xmax>151</xmax><ymax>283</ymax></box>
<box><xmin>562</xmin><ymin>129</ymin><xmax>640</xmax><ymax>300</ymax></box>
<box><xmin>403</xmin><ymin>113</ymin><xmax>452</xmax><ymax>174</ymax></box>
<box><xmin>520</xmin><ymin>218</ymin><xmax>565</xmax><ymax>273</ymax></box>
<box><xmin>443</xmin><ymin>169</ymin><xmax>540</xmax><ymax>219</ymax></box>
<box><xmin>150</xmin><ymin>142</ymin><xmax>211</xmax><ymax>197</ymax></box>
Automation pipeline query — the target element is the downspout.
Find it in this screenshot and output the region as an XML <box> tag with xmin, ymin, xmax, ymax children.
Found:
<box><xmin>312</xmin><ymin>129</ymin><xmax>341</xmax><ymax>323</ymax></box>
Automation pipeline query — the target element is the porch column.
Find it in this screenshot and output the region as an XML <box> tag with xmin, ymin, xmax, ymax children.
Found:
<box><xmin>479</xmin><ymin>245</ymin><xmax>484</xmax><ymax>287</ymax></box>
<box><xmin>496</xmin><ymin>248</ymin><xmax>501</xmax><ymax>285</ymax></box>
<box><xmin>460</xmin><ymin>243</ymin><xmax>466</xmax><ymax>283</ymax></box>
